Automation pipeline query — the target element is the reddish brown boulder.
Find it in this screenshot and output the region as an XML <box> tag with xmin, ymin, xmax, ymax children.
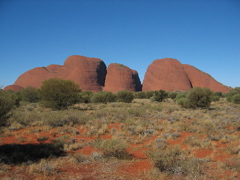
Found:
<box><xmin>62</xmin><ymin>55</ymin><xmax>107</xmax><ymax>91</ymax></box>
<box><xmin>183</xmin><ymin>64</ymin><xmax>231</xmax><ymax>93</ymax></box>
<box><xmin>14</xmin><ymin>55</ymin><xmax>107</xmax><ymax>91</ymax></box>
<box><xmin>142</xmin><ymin>58</ymin><xmax>192</xmax><ymax>92</ymax></box>
<box><xmin>4</xmin><ymin>85</ymin><xmax>24</xmax><ymax>92</ymax></box>
<box><xmin>103</xmin><ymin>63</ymin><xmax>142</xmax><ymax>92</ymax></box>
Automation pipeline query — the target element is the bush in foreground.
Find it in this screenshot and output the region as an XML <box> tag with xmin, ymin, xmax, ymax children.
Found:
<box><xmin>39</xmin><ymin>78</ymin><xmax>81</xmax><ymax>110</ymax></box>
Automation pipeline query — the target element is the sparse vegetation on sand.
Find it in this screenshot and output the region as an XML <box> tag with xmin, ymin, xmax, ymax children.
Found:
<box><xmin>0</xmin><ymin>86</ymin><xmax>240</xmax><ymax>179</ymax></box>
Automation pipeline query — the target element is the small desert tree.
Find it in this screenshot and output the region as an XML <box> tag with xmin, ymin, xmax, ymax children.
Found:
<box><xmin>39</xmin><ymin>78</ymin><xmax>81</xmax><ymax>110</ymax></box>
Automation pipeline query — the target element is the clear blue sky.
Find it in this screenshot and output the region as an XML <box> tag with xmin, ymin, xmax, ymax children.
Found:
<box><xmin>1</xmin><ymin>0</ymin><xmax>239</xmax><ymax>88</ymax></box>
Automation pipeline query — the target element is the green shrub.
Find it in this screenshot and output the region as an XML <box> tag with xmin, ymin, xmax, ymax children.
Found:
<box><xmin>19</xmin><ymin>86</ymin><xmax>40</xmax><ymax>103</ymax></box>
<box><xmin>214</xmin><ymin>91</ymin><xmax>223</xmax><ymax>98</ymax></box>
<box><xmin>232</xmin><ymin>94</ymin><xmax>240</xmax><ymax>104</ymax></box>
<box><xmin>226</xmin><ymin>87</ymin><xmax>240</xmax><ymax>102</ymax></box>
<box><xmin>134</xmin><ymin>91</ymin><xmax>146</xmax><ymax>99</ymax></box>
<box><xmin>39</xmin><ymin>78</ymin><xmax>81</xmax><ymax>110</ymax></box>
<box><xmin>212</xmin><ymin>96</ymin><xmax>220</xmax><ymax>101</ymax></box>
<box><xmin>91</xmin><ymin>91</ymin><xmax>116</xmax><ymax>103</ymax></box>
<box><xmin>116</xmin><ymin>90</ymin><xmax>134</xmax><ymax>103</ymax></box>
<box><xmin>167</xmin><ymin>92</ymin><xmax>177</xmax><ymax>99</ymax></box>
<box><xmin>151</xmin><ymin>90</ymin><xmax>168</xmax><ymax>102</ymax></box>
<box><xmin>145</xmin><ymin>91</ymin><xmax>155</xmax><ymax>99</ymax></box>
<box><xmin>0</xmin><ymin>90</ymin><xmax>19</xmax><ymax>126</ymax></box>
<box><xmin>78</xmin><ymin>91</ymin><xmax>93</xmax><ymax>103</ymax></box>
<box><xmin>177</xmin><ymin>87</ymin><xmax>213</xmax><ymax>109</ymax></box>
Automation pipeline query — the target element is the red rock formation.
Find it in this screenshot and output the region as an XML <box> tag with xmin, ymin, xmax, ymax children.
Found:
<box><xmin>3</xmin><ymin>85</ymin><xmax>24</xmax><ymax>91</ymax></box>
<box><xmin>142</xmin><ymin>58</ymin><xmax>192</xmax><ymax>92</ymax></box>
<box><xmin>14</xmin><ymin>55</ymin><xmax>107</xmax><ymax>91</ymax></box>
<box><xmin>6</xmin><ymin>55</ymin><xmax>231</xmax><ymax>93</ymax></box>
<box><xmin>62</xmin><ymin>55</ymin><xmax>107</xmax><ymax>91</ymax></box>
<box><xmin>183</xmin><ymin>64</ymin><xmax>231</xmax><ymax>93</ymax></box>
<box><xmin>103</xmin><ymin>63</ymin><xmax>142</xmax><ymax>92</ymax></box>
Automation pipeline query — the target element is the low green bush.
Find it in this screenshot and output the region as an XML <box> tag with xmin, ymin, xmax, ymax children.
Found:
<box><xmin>232</xmin><ymin>94</ymin><xmax>240</xmax><ymax>104</ymax></box>
<box><xmin>177</xmin><ymin>87</ymin><xmax>213</xmax><ymax>109</ymax></box>
<box><xmin>19</xmin><ymin>86</ymin><xmax>40</xmax><ymax>103</ymax></box>
<box><xmin>167</xmin><ymin>92</ymin><xmax>177</xmax><ymax>99</ymax></box>
<box><xmin>134</xmin><ymin>91</ymin><xmax>146</xmax><ymax>99</ymax></box>
<box><xmin>226</xmin><ymin>87</ymin><xmax>240</xmax><ymax>102</ymax></box>
<box><xmin>78</xmin><ymin>91</ymin><xmax>93</xmax><ymax>103</ymax></box>
<box><xmin>116</xmin><ymin>90</ymin><xmax>134</xmax><ymax>103</ymax></box>
<box><xmin>151</xmin><ymin>90</ymin><xmax>168</xmax><ymax>102</ymax></box>
<box><xmin>91</xmin><ymin>91</ymin><xmax>116</xmax><ymax>103</ymax></box>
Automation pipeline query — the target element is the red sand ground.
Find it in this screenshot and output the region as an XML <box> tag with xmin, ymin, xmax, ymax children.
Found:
<box><xmin>1</xmin><ymin>123</ymin><xmax>240</xmax><ymax>180</ymax></box>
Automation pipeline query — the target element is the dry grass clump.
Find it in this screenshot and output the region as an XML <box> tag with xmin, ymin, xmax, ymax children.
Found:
<box><xmin>148</xmin><ymin>145</ymin><xmax>206</xmax><ymax>178</ymax></box>
<box><xmin>93</xmin><ymin>139</ymin><xmax>132</xmax><ymax>159</ymax></box>
<box><xmin>28</xmin><ymin>159</ymin><xmax>59</xmax><ymax>176</ymax></box>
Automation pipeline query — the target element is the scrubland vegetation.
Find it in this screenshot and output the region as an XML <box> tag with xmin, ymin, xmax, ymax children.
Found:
<box><xmin>0</xmin><ymin>79</ymin><xmax>240</xmax><ymax>179</ymax></box>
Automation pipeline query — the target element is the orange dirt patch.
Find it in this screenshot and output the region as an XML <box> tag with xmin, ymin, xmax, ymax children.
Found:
<box><xmin>119</xmin><ymin>159</ymin><xmax>153</xmax><ymax>175</ymax></box>
<box><xmin>127</xmin><ymin>144</ymin><xmax>148</xmax><ymax>159</ymax></box>
<box><xmin>167</xmin><ymin>132</ymin><xmax>192</xmax><ymax>145</ymax></box>
<box><xmin>76</xmin><ymin>146</ymin><xmax>100</xmax><ymax>155</ymax></box>
<box><xmin>194</xmin><ymin>149</ymin><xmax>213</xmax><ymax>158</ymax></box>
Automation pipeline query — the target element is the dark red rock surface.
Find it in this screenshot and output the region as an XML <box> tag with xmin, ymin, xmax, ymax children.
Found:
<box><xmin>14</xmin><ymin>55</ymin><xmax>107</xmax><ymax>92</ymax></box>
<box><xmin>103</xmin><ymin>63</ymin><xmax>141</xmax><ymax>92</ymax></box>
<box><xmin>183</xmin><ymin>64</ymin><xmax>231</xmax><ymax>93</ymax></box>
<box><xmin>3</xmin><ymin>85</ymin><xmax>24</xmax><ymax>92</ymax></box>
<box><xmin>142</xmin><ymin>58</ymin><xmax>192</xmax><ymax>92</ymax></box>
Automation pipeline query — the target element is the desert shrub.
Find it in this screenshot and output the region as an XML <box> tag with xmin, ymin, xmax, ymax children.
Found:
<box><xmin>226</xmin><ymin>87</ymin><xmax>240</xmax><ymax>102</ymax></box>
<box><xmin>212</xmin><ymin>95</ymin><xmax>220</xmax><ymax>101</ymax></box>
<box><xmin>116</xmin><ymin>90</ymin><xmax>134</xmax><ymax>103</ymax></box>
<box><xmin>167</xmin><ymin>92</ymin><xmax>177</xmax><ymax>99</ymax></box>
<box><xmin>93</xmin><ymin>139</ymin><xmax>131</xmax><ymax>159</ymax></box>
<box><xmin>232</xmin><ymin>94</ymin><xmax>240</xmax><ymax>104</ymax></box>
<box><xmin>0</xmin><ymin>90</ymin><xmax>19</xmax><ymax>126</ymax></box>
<box><xmin>177</xmin><ymin>87</ymin><xmax>213</xmax><ymax>109</ymax></box>
<box><xmin>91</xmin><ymin>91</ymin><xmax>116</xmax><ymax>103</ymax></box>
<box><xmin>148</xmin><ymin>145</ymin><xmax>204</xmax><ymax>176</ymax></box>
<box><xmin>134</xmin><ymin>91</ymin><xmax>146</xmax><ymax>99</ymax></box>
<box><xmin>214</xmin><ymin>91</ymin><xmax>223</xmax><ymax>98</ymax></box>
<box><xmin>78</xmin><ymin>91</ymin><xmax>93</xmax><ymax>103</ymax></box>
<box><xmin>19</xmin><ymin>86</ymin><xmax>40</xmax><ymax>103</ymax></box>
<box><xmin>175</xmin><ymin>92</ymin><xmax>187</xmax><ymax>102</ymax></box>
<box><xmin>151</xmin><ymin>90</ymin><xmax>168</xmax><ymax>102</ymax></box>
<box><xmin>145</xmin><ymin>91</ymin><xmax>155</xmax><ymax>99</ymax></box>
<box><xmin>39</xmin><ymin>78</ymin><xmax>81</xmax><ymax>110</ymax></box>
